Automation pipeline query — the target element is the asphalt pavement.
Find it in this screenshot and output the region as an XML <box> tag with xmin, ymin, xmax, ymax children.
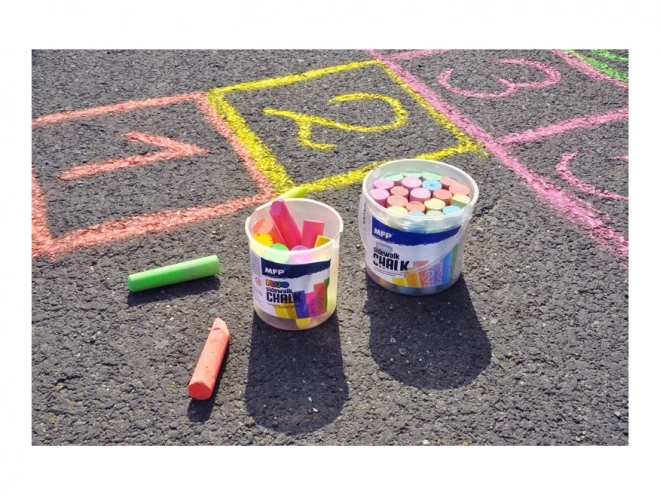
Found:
<box><xmin>31</xmin><ymin>49</ymin><xmax>630</xmax><ymax>449</ymax></box>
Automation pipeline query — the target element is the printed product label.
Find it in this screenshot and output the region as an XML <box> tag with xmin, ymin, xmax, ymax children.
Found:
<box><xmin>368</xmin><ymin>215</ymin><xmax>461</xmax><ymax>289</ymax></box>
<box><xmin>250</xmin><ymin>251</ymin><xmax>331</xmax><ymax>319</ymax></box>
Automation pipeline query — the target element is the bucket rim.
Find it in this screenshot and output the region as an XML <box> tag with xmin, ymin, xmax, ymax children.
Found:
<box><xmin>245</xmin><ymin>198</ymin><xmax>344</xmax><ymax>254</ymax></box>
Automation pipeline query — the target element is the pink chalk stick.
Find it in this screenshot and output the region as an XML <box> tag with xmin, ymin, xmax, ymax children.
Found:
<box><xmin>406</xmin><ymin>201</ymin><xmax>426</xmax><ymax>213</ymax></box>
<box><xmin>373</xmin><ymin>178</ymin><xmax>395</xmax><ymax>191</ymax></box>
<box><xmin>448</xmin><ymin>183</ymin><xmax>470</xmax><ymax>196</ymax></box>
<box><xmin>390</xmin><ymin>185</ymin><xmax>410</xmax><ymax>199</ymax></box>
<box><xmin>401</xmin><ymin>176</ymin><xmax>422</xmax><ymax>191</ymax></box>
<box><xmin>269</xmin><ymin>199</ymin><xmax>302</xmax><ymax>249</ymax></box>
<box><xmin>433</xmin><ymin>189</ymin><xmax>453</xmax><ymax>203</ymax></box>
<box><xmin>301</xmin><ymin>219</ymin><xmax>325</xmax><ymax>248</ymax></box>
<box><xmin>387</xmin><ymin>194</ymin><xmax>408</xmax><ymax>208</ymax></box>
<box><xmin>440</xmin><ymin>176</ymin><xmax>458</xmax><ymax>189</ymax></box>
<box><xmin>290</xmin><ymin>245</ymin><xmax>313</xmax><ymax>264</ymax></box>
<box><xmin>369</xmin><ymin>188</ymin><xmax>390</xmax><ymax>207</ymax></box>
<box><xmin>409</xmin><ymin>187</ymin><xmax>431</xmax><ymax>202</ymax></box>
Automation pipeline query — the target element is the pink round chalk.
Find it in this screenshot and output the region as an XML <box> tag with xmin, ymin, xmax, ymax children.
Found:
<box><xmin>449</xmin><ymin>183</ymin><xmax>470</xmax><ymax>196</ymax></box>
<box><xmin>440</xmin><ymin>176</ymin><xmax>458</xmax><ymax>189</ymax></box>
<box><xmin>373</xmin><ymin>178</ymin><xmax>395</xmax><ymax>191</ymax></box>
<box><xmin>390</xmin><ymin>185</ymin><xmax>410</xmax><ymax>199</ymax></box>
<box><xmin>387</xmin><ymin>194</ymin><xmax>408</xmax><ymax>208</ymax></box>
<box><xmin>409</xmin><ymin>187</ymin><xmax>431</xmax><ymax>202</ymax></box>
<box><xmin>433</xmin><ymin>188</ymin><xmax>453</xmax><ymax>202</ymax></box>
<box><xmin>369</xmin><ymin>188</ymin><xmax>390</xmax><ymax>207</ymax></box>
<box><xmin>406</xmin><ymin>201</ymin><xmax>426</xmax><ymax>213</ymax></box>
<box><xmin>401</xmin><ymin>176</ymin><xmax>422</xmax><ymax>191</ymax></box>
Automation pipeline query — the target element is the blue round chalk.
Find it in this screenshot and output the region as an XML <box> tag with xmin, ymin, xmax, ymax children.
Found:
<box><xmin>421</xmin><ymin>179</ymin><xmax>442</xmax><ymax>192</ymax></box>
<box><xmin>443</xmin><ymin>205</ymin><xmax>462</xmax><ymax>215</ymax></box>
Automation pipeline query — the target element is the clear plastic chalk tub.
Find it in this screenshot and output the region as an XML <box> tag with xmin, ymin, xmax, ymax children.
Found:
<box><xmin>359</xmin><ymin>159</ymin><xmax>479</xmax><ymax>295</ymax></box>
<box><xmin>245</xmin><ymin>199</ymin><xmax>343</xmax><ymax>330</ymax></box>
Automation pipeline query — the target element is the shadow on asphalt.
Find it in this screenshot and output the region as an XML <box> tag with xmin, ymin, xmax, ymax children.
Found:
<box><xmin>243</xmin><ymin>312</ymin><xmax>349</xmax><ymax>434</ymax></box>
<box><xmin>365</xmin><ymin>276</ymin><xmax>491</xmax><ymax>389</ymax></box>
<box><xmin>125</xmin><ymin>276</ymin><xmax>221</xmax><ymax>306</ymax></box>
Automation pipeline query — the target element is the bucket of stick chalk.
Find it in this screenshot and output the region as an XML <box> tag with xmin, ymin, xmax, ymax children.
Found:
<box><xmin>245</xmin><ymin>198</ymin><xmax>343</xmax><ymax>330</ymax></box>
<box><xmin>359</xmin><ymin>159</ymin><xmax>479</xmax><ymax>295</ymax></box>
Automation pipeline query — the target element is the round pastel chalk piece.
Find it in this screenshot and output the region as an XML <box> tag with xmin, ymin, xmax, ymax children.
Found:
<box><xmin>387</xmin><ymin>205</ymin><xmax>409</xmax><ymax>215</ymax></box>
<box><xmin>443</xmin><ymin>205</ymin><xmax>462</xmax><ymax>215</ymax></box>
<box><xmin>421</xmin><ymin>171</ymin><xmax>441</xmax><ymax>181</ymax></box>
<box><xmin>410</xmin><ymin>187</ymin><xmax>431</xmax><ymax>203</ymax></box>
<box><xmin>387</xmin><ymin>194</ymin><xmax>408</xmax><ymax>208</ymax></box>
<box><xmin>390</xmin><ymin>185</ymin><xmax>410</xmax><ymax>199</ymax></box>
<box><xmin>406</xmin><ymin>201</ymin><xmax>426</xmax><ymax>213</ymax></box>
<box><xmin>402</xmin><ymin>169</ymin><xmax>422</xmax><ymax>178</ymax></box>
<box><xmin>433</xmin><ymin>188</ymin><xmax>453</xmax><ymax>203</ymax></box>
<box><xmin>449</xmin><ymin>183</ymin><xmax>470</xmax><ymax>196</ymax></box>
<box><xmin>421</xmin><ymin>179</ymin><xmax>442</xmax><ymax>192</ymax></box>
<box><xmin>451</xmin><ymin>193</ymin><xmax>471</xmax><ymax>208</ymax></box>
<box><xmin>384</xmin><ymin>172</ymin><xmax>404</xmax><ymax>186</ymax></box>
<box><xmin>253</xmin><ymin>232</ymin><xmax>273</xmax><ymax>247</ymax></box>
<box><xmin>408</xmin><ymin>210</ymin><xmax>426</xmax><ymax>218</ymax></box>
<box><xmin>369</xmin><ymin>188</ymin><xmax>390</xmax><ymax>207</ymax></box>
<box><xmin>440</xmin><ymin>176</ymin><xmax>458</xmax><ymax>189</ymax></box>
<box><xmin>424</xmin><ymin>198</ymin><xmax>446</xmax><ymax>212</ymax></box>
<box><xmin>426</xmin><ymin>210</ymin><xmax>444</xmax><ymax>217</ymax></box>
<box><xmin>401</xmin><ymin>176</ymin><xmax>422</xmax><ymax>191</ymax></box>
<box><xmin>373</xmin><ymin>178</ymin><xmax>395</xmax><ymax>191</ymax></box>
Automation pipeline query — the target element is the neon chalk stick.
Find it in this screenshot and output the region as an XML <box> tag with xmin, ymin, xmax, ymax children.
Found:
<box><xmin>387</xmin><ymin>205</ymin><xmax>409</xmax><ymax>215</ymax></box>
<box><xmin>269</xmin><ymin>199</ymin><xmax>302</xmax><ymax>249</ymax></box>
<box><xmin>301</xmin><ymin>219</ymin><xmax>325</xmax><ymax>248</ymax></box>
<box><xmin>276</xmin><ymin>186</ymin><xmax>307</xmax><ymax>199</ymax></box>
<box><xmin>127</xmin><ymin>255</ymin><xmax>220</xmax><ymax>292</ymax></box>
<box><xmin>390</xmin><ymin>185</ymin><xmax>410</xmax><ymax>199</ymax></box>
<box><xmin>314</xmin><ymin>281</ymin><xmax>327</xmax><ymax>314</ymax></box>
<box><xmin>369</xmin><ymin>188</ymin><xmax>390</xmax><ymax>207</ymax></box>
<box><xmin>387</xmin><ymin>194</ymin><xmax>408</xmax><ymax>208</ymax></box>
<box><xmin>293</xmin><ymin>290</ymin><xmax>309</xmax><ymax>318</ymax></box>
<box><xmin>187</xmin><ymin>318</ymin><xmax>230</xmax><ymax>401</ymax></box>
<box><xmin>384</xmin><ymin>172</ymin><xmax>404</xmax><ymax>186</ymax></box>
<box><xmin>267</xmin><ymin>243</ymin><xmax>290</xmax><ymax>263</ymax></box>
<box><xmin>424</xmin><ymin>198</ymin><xmax>446</xmax><ymax>212</ymax></box>
<box><xmin>296</xmin><ymin>318</ymin><xmax>312</xmax><ymax>329</ymax></box>
<box><xmin>451</xmin><ymin>193</ymin><xmax>471</xmax><ymax>208</ymax></box>
<box><xmin>433</xmin><ymin>188</ymin><xmax>453</xmax><ymax>203</ymax></box>
<box><xmin>406</xmin><ymin>201</ymin><xmax>426</xmax><ymax>213</ymax></box>
<box><xmin>440</xmin><ymin>176</ymin><xmax>458</xmax><ymax>189</ymax></box>
<box><xmin>449</xmin><ymin>183</ymin><xmax>470</xmax><ymax>196</ymax></box>
<box><xmin>253</xmin><ymin>232</ymin><xmax>273</xmax><ymax>247</ymax></box>
<box><xmin>253</xmin><ymin>217</ymin><xmax>285</xmax><ymax>245</ymax></box>
<box><xmin>401</xmin><ymin>176</ymin><xmax>422</xmax><ymax>191</ymax></box>
<box><xmin>410</xmin><ymin>187</ymin><xmax>431</xmax><ymax>203</ymax></box>
<box><xmin>402</xmin><ymin>169</ymin><xmax>422</xmax><ymax>178</ymax></box>
<box><xmin>314</xmin><ymin>235</ymin><xmax>332</xmax><ymax>247</ymax></box>
<box><xmin>373</xmin><ymin>178</ymin><xmax>395</xmax><ymax>190</ymax></box>
<box><xmin>443</xmin><ymin>205</ymin><xmax>462</xmax><ymax>215</ymax></box>
<box><xmin>290</xmin><ymin>245</ymin><xmax>313</xmax><ymax>264</ymax></box>
<box><xmin>421</xmin><ymin>171</ymin><xmax>441</xmax><ymax>182</ymax></box>
<box><xmin>421</xmin><ymin>179</ymin><xmax>442</xmax><ymax>192</ymax></box>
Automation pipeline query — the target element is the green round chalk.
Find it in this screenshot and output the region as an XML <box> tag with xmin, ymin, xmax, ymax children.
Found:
<box><xmin>127</xmin><ymin>255</ymin><xmax>220</xmax><ymax>292</ymax></box>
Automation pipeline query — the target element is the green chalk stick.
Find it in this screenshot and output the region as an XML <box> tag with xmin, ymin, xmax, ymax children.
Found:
<box><xmin>127</xmin><ymin>255</ymin><xmax>220</xmax><ymax>292</ymax></box>
<box><xmin>276</xmin><ymin>186</ymin><xmax>308</xmax><ymax>199</ymax></box>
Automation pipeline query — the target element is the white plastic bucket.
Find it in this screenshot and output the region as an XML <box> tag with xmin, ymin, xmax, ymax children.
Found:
<box><xmin>359</xmin><ymin>159</ymin><xmax>479</xmax><ymax>295</ymax></box>
<box><xmin>245</xmin><ymin>199</ymin><xmax>344</xmax><ymax>330</ymax></box>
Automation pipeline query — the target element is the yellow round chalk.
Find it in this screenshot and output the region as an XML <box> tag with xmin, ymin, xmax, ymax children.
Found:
<box><xmin>451</xmin><ymin>194</ymin><xmax>471</xmax><ymax>208</ymax></box>
<box><xmin>253</xmin><ymin>232</ymin><xmax>273</xmax><ymax>247</ymax></box>
<box><xmin>424</xmin><ymin>198</ymin><xmax>446</xmax><ymax>212</ymax></box>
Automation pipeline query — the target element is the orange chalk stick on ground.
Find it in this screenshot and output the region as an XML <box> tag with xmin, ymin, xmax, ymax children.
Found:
<box><xmin>188</xmin><ymin>318</ymin><xmax>230</xmax><ymax>401</ymax></box>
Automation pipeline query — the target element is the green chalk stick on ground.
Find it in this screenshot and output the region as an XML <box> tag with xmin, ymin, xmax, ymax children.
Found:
<box><xmin>127</xmin><ymin>255</ymin><xmax>221</xmax><ymax>292</ymax></box>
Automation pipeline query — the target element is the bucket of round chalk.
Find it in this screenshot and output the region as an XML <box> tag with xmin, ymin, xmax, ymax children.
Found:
<box><xmin>359</xmin><ymin>158</ymin><xmax>479</xmax><ymax>295</ymax></box>
<box><xmin>245</xmin><ymin>198</ymin><xmax>344</xmax><ymax>330</ymax></box>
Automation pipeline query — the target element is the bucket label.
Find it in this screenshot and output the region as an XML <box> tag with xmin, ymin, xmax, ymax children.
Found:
<box><xmin>250</xmin><ymin>251</ymin><xmax>331</xmax><ymax>319</ymax></box>
<box><xmin>368</xmin><ymin>216</ymin><xmax>462</xmax><ymax>289</ymax></box>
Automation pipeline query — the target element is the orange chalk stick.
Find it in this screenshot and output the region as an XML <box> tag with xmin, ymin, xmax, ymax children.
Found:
<box><xmin>254</xmin><ymin>217</ymin><xmax>285</xmax><ymax>245</ymax></box>
<box><xmin>188</xmin><ymin>318</ymin><xmax>230</xmax><ymax>401</ymax></box>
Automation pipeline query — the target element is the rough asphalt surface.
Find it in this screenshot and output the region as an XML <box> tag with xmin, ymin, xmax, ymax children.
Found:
<box><xmin>31</xmin><ymin>49</ymin><xmax>629</xmax><ymax>446</ymax></box>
